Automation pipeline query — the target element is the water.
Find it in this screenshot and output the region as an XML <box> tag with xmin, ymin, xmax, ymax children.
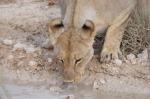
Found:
<box><xmin>1</xmin><ymin>83</ymin><xmax>150</xmax><ymax>99</ymax></box>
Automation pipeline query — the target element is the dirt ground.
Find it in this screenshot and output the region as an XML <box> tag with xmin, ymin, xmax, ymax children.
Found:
<box><xmin>0</xmin><ymin>1</ymin><xmax>150</xmax><ymax>99</ymax></box>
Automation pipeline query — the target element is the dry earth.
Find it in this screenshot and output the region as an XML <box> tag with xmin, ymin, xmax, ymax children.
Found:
<box><xmin>0</xmin><ymin>1</ymin><xmax>150</xmax><ymax>99</ymax></box>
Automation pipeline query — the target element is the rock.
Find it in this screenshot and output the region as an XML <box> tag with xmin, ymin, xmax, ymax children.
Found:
<box><xmin>113</xmin><ymin>59</ymin><xmax>122</xmax><ymax>66</ymax></box>
<box><xmin>93</xmin><ymin>81</ymin><xmax>100</xmax><ymax>89</ymax></box>
<box><xmin>112</xmin><ymin>67</ymin><xmax>119</xmax><ymax>74</ymax></box>
<box><xmin>93</xmin><ymin>79</ymin><xmax>107</xmax><ymax>90</ymax></box>
<box><xmin>99</xmin><ymin>79</ymin><xmax>106</xmax><ymax>84</ymax></box>
<box><xmin>28</xmin><ymin>61</ymin><xmax>38</xmax><ymax>69</ymax></box>
<box><xmin>127</xmin><ymin>53</ymin><xmax>136</xmax><ymax>60</ymax></box>
<box><xmin>61</xmin><ymin>95</ymin><xmax>75</xmax><ymax>99</ymax></box>
<box><xmin>127</xmin><ymin>53</ymin><xmax>136</xmax><ymax>64</ymax></box>
<box><xmin>7</xmin><ymin>55</ymin><xmax>14</xmax><ymax>60</ymax></box>
<box><xmin>3</xmin><ymin>39</ymin><xmax>13</xmax><ymax>45</ymax></box>
<box><xmin>13</xmin><ymin>42</ymin><xmax>39</xmax><ymax>53</ymax></box>
<box><xmin>47</xmin><ymin>58</ymin><xmax>52</xmax><ymax>63</ymax></box>
<box><xmin>137</xmin><ymin>49</ymin><xmax>148</xmax><ymax>62</ymax></box>
<box><xmin>25</xmin><ymin>45</ymin><xmax>39</xmax><ymax>53</ymax></box>
<box><xmin>17</xmin><ymin>61</ymin><xmax>24</xmax><ymax>67</ymax></box>
<box><xmin>13</xmin><ymin>42</ymin><xmax>26</xmax><ymax>51</ymax></box>
<box><xmin>49</xmin><ymin>86</ymin><xmax>62</xmax><ymax>94</ymax></box>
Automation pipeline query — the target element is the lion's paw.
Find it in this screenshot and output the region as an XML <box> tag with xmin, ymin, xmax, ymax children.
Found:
<box><xmin>100</xmin><ymin>48</ymin><xmax>122</xmax><ymax>63</ymax></box>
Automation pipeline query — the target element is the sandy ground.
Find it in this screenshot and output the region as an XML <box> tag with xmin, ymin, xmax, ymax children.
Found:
<box><xmin>0</xmin><ymin>1</ymin><xmax>150</xmax><ymax>99</ymax></box>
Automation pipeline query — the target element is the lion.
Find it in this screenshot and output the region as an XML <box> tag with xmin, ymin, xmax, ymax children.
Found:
<box><xmin>48</xmin><ymin>0</ymin><xmax>150</xmax><ymax>82</ymax></box>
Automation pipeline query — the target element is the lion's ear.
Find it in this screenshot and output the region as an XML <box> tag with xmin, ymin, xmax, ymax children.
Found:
<box><xmin>80</xmin><ymin>20</ymin><xmax>96</xmax><ymax>39</ymax></box>
<box><xmin>49</xmin><ymin>18</ymin><xmax>64</xmax><ymax>45</ymax></box>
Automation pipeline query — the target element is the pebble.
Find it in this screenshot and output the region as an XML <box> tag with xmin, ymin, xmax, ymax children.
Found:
<box><xmin>28</xmin><ymin>61</ymin><xmax>38</xmax><ymax>68</ymax></box>
<box><xmin>113</xmin><ymin>59</ymin><xmax>122</xmax><ymax>66</ymax></box>
<box><xmin>137</xmin><ymin>49</ymin><xmax>148</xmax><ymax>62</ymax></box>
<box><xmin>93</xmin><ymin>78</ymin><xmax>107</xmax><ymax>90</ymax></box>
<box><xmin>3</xmin><ymin>39</ymin><xmax>13</xmax><ymax>45</ymax></box>
<box><xmin>93</xmin><ymin>81</ymin><xmax>100</xmax><ymax>89</ymax></box>
<box><xmin>112</xmin><ymin>67</ymin><xmax>119</xmax><ymax>73</ymax></box>
<box><xmin>7</xmin><ymin>55</ymin><xmax>14</xmax><ymax>60</ymax></box>
<box><xmin>13</xmin><ymin>42</ymin><xmax>38</xmax><ymax>53</ymax></box>
<box><xmin>47</xmin><ymin>58</ymin><xmax>52</xmax><ymax>63</ymax></box>
<box><xmin>127</xmin><ymin>53</ymin><xmax>136</xmax><ymax>60</ymax></box>
<box><xmin>127</xmin><ymin>53</ymin><xmax>136</xmax><ymax>64</ymax></box>
<box><xmin>25</xmin><ymin>45</ymin><xmax>38</xmax><ymax>53</ymax></box>
<box><xmin>13</xmin><ymin>42</ymin><xmax>26</xmax><ymax>51</ymax></box>
<box><xmin>49</xmin><ymin>86</ymin><xmax>62</xmax><ymax>94</ymax></box>
<box><xmin>99</xmin><ymin>79</ymin><xmax>106</xmax><ymax>84</ymax></box>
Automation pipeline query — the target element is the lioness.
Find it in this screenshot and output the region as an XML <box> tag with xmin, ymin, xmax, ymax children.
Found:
<box><xmin>48</xmin><ymin>0</ymin><xmax>150</xmax><ymax>82</ymax></box>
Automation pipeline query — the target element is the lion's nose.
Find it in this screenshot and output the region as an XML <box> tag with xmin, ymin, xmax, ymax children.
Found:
<box><xmin>63</xmin><ymin>70</ymin><xmax>75</xmax><ymax>83</ymax></box>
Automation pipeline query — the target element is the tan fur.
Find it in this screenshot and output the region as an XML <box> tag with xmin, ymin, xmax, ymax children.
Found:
<box><xmin>49</xmin><ymin>0</ymin><xmax>150</xmax><ymax>82</ymax></box>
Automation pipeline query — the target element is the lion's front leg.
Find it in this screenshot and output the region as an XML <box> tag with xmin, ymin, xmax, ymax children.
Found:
<box><xmin>100</xmin><ymin>6</ymin><xmax>133</xmax><ymax>63</ymax></box>
<box><xmin>100</xmin><ymin>28</ymin><xmax>123</xmax><ymax>63</ymax></box>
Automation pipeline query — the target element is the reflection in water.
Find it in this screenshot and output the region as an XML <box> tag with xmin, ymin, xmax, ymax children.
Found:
<box><xmin>0</xmin><ymin>83</ymin><xmax>150</xmax><ymax>99</ymax></box>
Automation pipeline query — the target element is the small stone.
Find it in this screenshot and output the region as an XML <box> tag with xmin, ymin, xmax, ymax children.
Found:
<box><xmin>13</xmin><ymin>42</ymin><xmax>26</xmax><ymax>51</ymax></box>
<box><xmin>47</xmin><ymin>58</ymin><xmax>52</xmax><ymax>63</ymax></box>
<box><xmin>7</xmin><ymin>55</ymin><xmax>14</xmax><ymax>60</ymax></box>
<box><xmin>119</xmin><ymin>81</ymin><xmax>123</xmax><ymax>84</ymax></box>
<box><xmin>93</xmin><ymin>81</ymin><xmax>100</xmax><ymax>89</ymax></box>
<box><xmin>127</xmin><ymin>53</ymin><xmax>136</xmax><ymax>60</ymax></box>
<box><xmin>28</xmin><ymin>61</ymin><xmax>38</xmax><ymax>68</ymax></box>
<box><xmin>138</xmin><ymin>49</ymin><xmax>148</xmax><ymax>62</ymax></box>
<box><xmin>127</xmin><ymin>53</ymin><xmax>136</xmax><ymax>64</ymax></box>
<box><xmin>113</xmin><ymin>59</ymin><xmax>122</xmax><ymax>66</ymax></box>
<box><xmin>112</xmin><ymin>67</ymin><xmax>119</xmax><ymax>73</ymax></box>
<box><xmin>18</xmin><ymin>55</ymin><xmax>26</xmax><ymax>59</ymax></box>
<box><xmin>16</xmin><ymin>70</ymin><xmax>21</xmax><ymax>78</ymax></box>
<box><xmin>25</xmin><ymin>45</ymin><xmax>38</xmax><ymax>53</ymax></box>
<box><xmin>49</xmin><ymin>86</ymin><xmax>62</xmax><ymax>94</ymax></box>
<box><xmin>99</xmin><ymin>79</ymin><xmax>106</xmax><ymax>84</ymax></box>
<box><xmin>3</xmin><ymin>39</ymin><xmax>13</xmax><ymax>45</ymax></box>
<box><xmin>17</xmin><ymin>61</ymin><xmax>24</xmax><ymax>67</ymax></box>
<box><xmin>61</xmin><ymin>95</ymin><xmax>75</xmax><ymax>99</ymax></box>
<box><xmin>13</xmin><ymin>43</ymin><xmax>38</xmax><ymax>53</ymax></box>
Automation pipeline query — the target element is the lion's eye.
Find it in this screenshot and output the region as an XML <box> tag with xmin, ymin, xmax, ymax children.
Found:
<box><xmin>57</xmin><ymin>57</ymin><xmax>64</xmax><ymax>64</ymax></box>
<box><xmin>58</xmin><ymin>59</ymin><xmax>64</xmax><ymax>64</ymax></box>
<box><xmin>75</xmin><ymin>58</ymin><xmax>82</xmax><ymax>65</ymax></box>
<box><xmin>60</xmin><ymin>59</ymin><xmax>64</xmax><ymax>63</ymax></box>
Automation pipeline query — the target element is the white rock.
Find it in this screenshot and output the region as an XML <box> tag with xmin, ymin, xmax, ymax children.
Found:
<box><xmin>13</xmin><ymin>42</ymin><xmax>26</xmax><ymax>51</ymax></box>
<box><xmin>47</xmin><ymin>58</ymin><xmax>52</xmax><ymax>63</ymax></box>
<box><xmin>25</xmin><ymin>45</ymin><xmax>37</xmax><ymax>53</ymax></box>
<box><xmin>13</xmin><ymin>42</ymin><xmax>38</xmax><ymax>53</ymax></box>
<box><xmin>16</xmin><ymin>69</ymin><xmax>21</xmax><ymax>78</ymax></box>
<box><xmin>127</xmin><ymin>53</ymin><xmax>136</xmax><ymax>60</ymax></box>
<box><xmin>3</xmin><ymin>39</ymin><xmax>13</xmax><ymax>45</ymax></box>
<box><xmin>113</xmin><ymin>59</ymin><xmax>122</xmax><ymax>66</ymax></box>
<box><xmin>28</xmin><ymin>61</ymin><xmax>38</xmax><ymax>68</ymax></box>
<box><xmin>93</xmin><ymin>81</ymin><xmax>100</xmax><ymax>89</ymax></box>
<box><xmin>112</xmin><ymin>67</ymin><xmax>119</xmax><ymax>73</ymax></box>
<box><xmin>138</xmin><ymin>49</ymin><xmax>148</xmax><ymax>62</ymax></box>
<box><xmin>17</xmin><ymin>61</ymin><xmax>24</xmax><ymax>67</ymax></box>
<box><xmin>127</xmin><ymin>53</ymin><xmax>136</xmax><ymax>64</ymax></box>
<box><xmin>99</xmin><ymin>79</ymin><xmax>106</xmax><ymax>84</ymax></box>
<box><xmin>7</xmin><ymin>55</ymin><xmax>14</xmax><ymax>60</ymax></box>
<box><xmin>61</xmin><ymin>95</ymin><xmax>75</xmax><ymax>99</ymax></box>
<box><xmin>49</xmin><ymin>86</ymin><xmax>62</xmax><ymax>94</ymax></box>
